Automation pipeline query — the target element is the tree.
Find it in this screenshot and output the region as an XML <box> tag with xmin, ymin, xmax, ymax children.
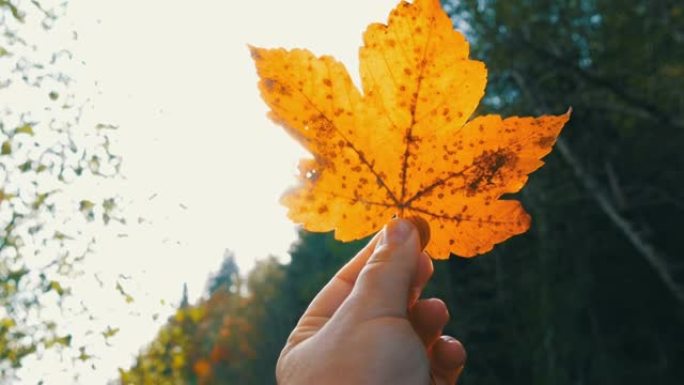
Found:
<box><xmin>119</xmin><ymin>232</ymin><xmax>363</xmax><ymax>385</ymax></box>
<box><xmin>1</xmin><ymin>0</ymin><xmax>122</xmax><ymax>377</ymax></box>
<box><xmin>121</xmin><ymin>259</ymin><xmax>262</xmax><ymax>385</ymax></box>
<box><xmin>435</xmin><ymin>0</ymin><xmax>684</xmax><ymax>383</ymax></box>
<box><xmin>206</xmin><ymin>250</ymin><xmax>240</xmax><ymax>296</ymax></box>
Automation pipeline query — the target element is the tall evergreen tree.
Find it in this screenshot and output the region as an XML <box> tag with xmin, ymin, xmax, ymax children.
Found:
<box><xmin>207</xmin><ymin>251</ymin><xmax>241</xmax><ymax>296</ymax></box>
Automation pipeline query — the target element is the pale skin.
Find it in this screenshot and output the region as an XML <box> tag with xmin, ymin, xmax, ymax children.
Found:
<box><xmin>276</xmin><ymin>218</ymin><xmax>466</xmax><ymax>385</ymax></box>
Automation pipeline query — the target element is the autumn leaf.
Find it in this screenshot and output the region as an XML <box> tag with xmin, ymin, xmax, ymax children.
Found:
<box><xmin>251</xmin><ymin>0</ymin><xmax>569</xmax><ymax>259</ymax></box>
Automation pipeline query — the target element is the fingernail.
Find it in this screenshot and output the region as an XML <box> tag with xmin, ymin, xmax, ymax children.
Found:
<box><xmin>407</xmin><ymin>216</ymin><xmax>430</xmax><ymax>250</ymax></box>
<box><xmin>442</xmin><ymin>335</ymin><xmax>457</xmax><ymax>343</ymax></box>
<box><xmin>379</xmin><ymin>218</ymin><xmax>414</xmax><ymax>247</ymax></box>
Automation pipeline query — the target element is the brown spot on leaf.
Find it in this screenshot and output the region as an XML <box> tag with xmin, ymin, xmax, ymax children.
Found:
<box><xmin>537</xmin><ymin>135</ymin><xmax>556</xmax><ymax>148</ymax></box>
<box><xmin>465</xmin><ymin>148</ymin><xmax>517</xmax><ymax>196</ymax></box>
<box><xmin>263</xmin><ymin>78</ymin><xmax>275</xmax><ymax>91</ymax></box>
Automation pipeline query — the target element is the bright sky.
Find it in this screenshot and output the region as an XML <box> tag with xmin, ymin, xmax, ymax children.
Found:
<box><xmin>15</xmin><ymin>0</ymin><xmax>398</xmax><ymax>383</ymax></box>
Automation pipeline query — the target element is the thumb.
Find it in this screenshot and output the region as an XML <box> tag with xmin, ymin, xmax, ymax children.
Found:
<box><xmin>345</xmin><ymin>218</ymin><xmax>422</xmax><ymax>321</ymax></box>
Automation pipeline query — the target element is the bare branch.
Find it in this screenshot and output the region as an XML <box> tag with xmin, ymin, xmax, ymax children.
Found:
<box><xmin>510</xmin><ymin>70</ymin><xmax>684</xmax><ymax>306</ymax></box>
<box><xmin>555</xmin><ymin>139</ymin><xmax>684</xmax><ymax>305</ymax></box>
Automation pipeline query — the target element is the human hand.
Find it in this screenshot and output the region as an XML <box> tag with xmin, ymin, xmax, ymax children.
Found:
<box><xmin>276</xmin><ymin>218</ymin><xmax>466</xmax><ymax>385</ymax></box>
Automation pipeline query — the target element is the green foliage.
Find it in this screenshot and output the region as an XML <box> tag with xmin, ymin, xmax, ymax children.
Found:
<box><xmin>0</xmin><ymin>0</ymin><xmax>123</xmax><ymax>376</ymax></box>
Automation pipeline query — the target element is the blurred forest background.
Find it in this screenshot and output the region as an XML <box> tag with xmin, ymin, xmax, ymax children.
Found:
<box><xmin>3</xmin><ymin>0</ymin><xmax>683</xmax><ymax>384</ymax></box>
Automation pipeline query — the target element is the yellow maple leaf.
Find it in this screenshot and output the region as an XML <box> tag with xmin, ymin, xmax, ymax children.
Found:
<box><xmin>251</xmin><ymin>0</ymin><xmax>569</xmax><ymax>259</ymax></box>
